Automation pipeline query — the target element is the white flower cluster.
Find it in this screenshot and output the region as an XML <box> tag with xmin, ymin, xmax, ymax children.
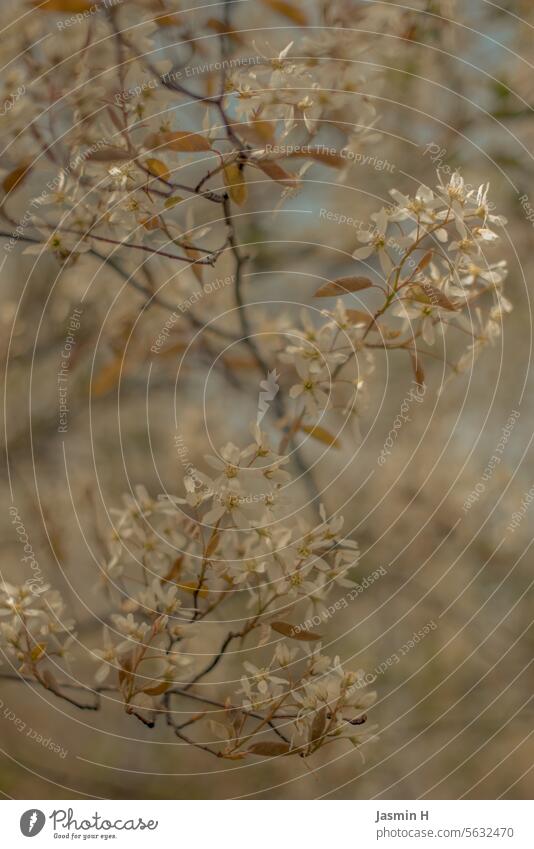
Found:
<box><xmin>229</xmin><ymin>36</ymin><xmax>379</xmax><ymax>144</ymax></box>
<box><xmin>0</xmin><ymin>0</ymin><xmax>413</xmax><ymax>266</ymax></box>
<box><xmin>215</xmin><ymin>646</ymin><xmax>378</xmax><ymax>759</ymax></box>
<box><xmin>0</xmin><ymin>583</ymin><xmax>74</xmax><ymax>676</ymax></box>
<box><xmin>280</xmin><ymin>300</ymin><xmax>374</xmax><ymax>426</ymax></box>
<box><xmin>105</xmin><ymin>430</ymin><xmax>360</xmax><ymax>611</ymax></box>
<box><xmin>85</xmin><ymin>423</ymin><xmax>377</xmax><ymax>752</ymax></box>
<box><xmin>276</xmin><ymin>173</ymin><xmax>509</xmax><ymax>425</ymax></box>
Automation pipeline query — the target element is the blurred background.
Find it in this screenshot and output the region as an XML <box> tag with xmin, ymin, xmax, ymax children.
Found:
<box><xmin>1</xmin><ymin>0</ymin><xmax>534</xmax><ymax>799</ymax></box>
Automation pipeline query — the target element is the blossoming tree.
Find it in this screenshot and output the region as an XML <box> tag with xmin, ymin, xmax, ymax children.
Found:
<box><xmin>0</xmin><ymin>0</ymin><xmax>510</xmax><ymax>766</ymax></box>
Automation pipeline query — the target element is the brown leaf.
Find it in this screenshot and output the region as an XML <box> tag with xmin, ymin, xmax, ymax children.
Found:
<box><xmin>261</xmin><ymin>0</ymin><xmax>307</xmax><ymax>26</ymax></box>
<box><xmin>3</xmin><ymin>163</ymin><xmax>31</xmax><ymax>194</ymax></box>
<box><xmin>87</xmin><ymin>146</ymin><xmax>132</xmax><ymax>162</ymax></box>
<box><xmin>247</xmin><ymin>740</ymin><xmax>293</xmax><ymax>756</ymax></box>
<box><xmin>345</xmin><ymin>309</ymin><xmax>374</xmax><ymax>326</ymax></box>
<box><xmin>91</xmin><ymin>356</ymin><xmax>124</xmax><ymax>397</ymax></box>
<box><xmin>238</xmin><ymin>119</ymin><xmax>276</xmax><ymax>145</ymax></box>
<box><xmin>184</xmin><ymin>245</ymin><xmax>204</xmax><ymax>283</ymax></box>
<box><xmin>224</xmin><ymin>163</ymin><xmax>247</xmax><ymax>206</ymax></box>
<box><xmin>140</xmin><ymin>214</ymin><xmax>161</xmax><ymax>231</ymax></box>
<box><xmin>206</xmin><ymin>17</ymin><xmax>244</xmax><ymax>43</ymax></box>
<box><xmin>255</xmin><ymin>159</ymin><xmax>298</xmax><ymax>186</ymax></box>
<box><xmin>415</xmin><ymin>249</ymin><xmax>433</xmax><ymax>272</ymax></box>
<box><xmin>118</xmin><ymin>655</ymin><xmax>133</xmax><ymax>688</ymax></box>
<box><xmin>271</xmin><ymin>621</ymin><xmax>322</xmax><ymax>641</ymax></box>
<box><xmin>205</xmin><ymin>531</ymin><xmax>220</xmax><ymax>558</ymax></box>
<box><xmin>219</xmin><ymin>355</ymin><xmax>258</xmax><ymax>370</ymax></box>
<box><xmin>300</xmin><ymin>423</ymin><xmax>340</xmax><ymax>449</ymax></box>
<box><xmin>143</xmin><ymin>681</ymin><xmax>172</xmax><ymax>696</ymax></box>
<box><xmin>309</xmin><ymin>706</ymin><xmax>327</xmax><ymax>745</ymax></box>
<box><xmin>315</xmin><ymin>276</ymin><xmax>374</xmax><ymax>297</ymax></box>
<box><xmin>154</xmin><ymin>12</ymin><xmax>182</xmax><ymax>26</ymax></box>
<box><xmin>147</xmin><ymin>130</ymin><xmax>212</xmax><ymax>153</ymax></box>
<box><xmin>226</xmin><ymin>703</ymin><xmax>246</xmax><ymax>736</ymax></box>
<box><xmin>106</xmin><ymin>106</ymin><xmax>125</xmax><ymax>134</ymax></box>
<box><xmin>416</xmin><ymin>282</ymin><xmax>458</xmax><ymax>311</ymax></box>
<box><xmin>410</xmin><ymin>349</ymin><xmax>425</xmax><ymax>386</ymax></box>
<box><xmin>145</xmin><ymin>157</ymin><xmax>170</xmax><ymax>181</ymax></box>
<box><xmin>286</xmin><ymin>147</ymin><xmax>345</xmax><ymax>168</ymax></box>
<box><xmin>33</xmin><ymin>0</ymin><xmax>93</xmax><ymax>9</ymax></box>
<box><xmin>165</xmin><ymin>556</ymin><xmax>183</xmax><ymax>581</ymax></box>
<box><xmin>164</xmin><ymin>196</ymin><xmax>183</xmax><ymax>209</ymax></box>
<box><xmin>179</xmin><ymin>581</ymin><xmax>209</xmax><ymax>599</ymax></box>
<box><xmin>30</xmin><ymin>643</ymin><xmax>46</xmax><ymax>662</ymax></box>
<box><xmin>380</xmin><ymin>325</ymin><xmax>402</xmax><ymax>339</ymax></box>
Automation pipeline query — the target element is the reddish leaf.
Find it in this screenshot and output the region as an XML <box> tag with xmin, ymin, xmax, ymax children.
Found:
<box><xmin>143</xmin><ymin>681</ymin><xmax>172</xmax><ymax>696</ymax></box>
<box><xmin>271</xmin><ymin>621</ymin><xmax>322</xmax><ymax>641</ymax></box>
<box><xmin>300</xmin><ymin>423</ymin><xmax>340</xmax><ymax>449</ymax></box>
<box><xmin>417</xmin><ymin>282</ymin><xmax>458</xmax><ymax>311</ymax></box>
<box><xmin>410</xmin><ymin>349</ymin><xmax>425</xmax><ymax>386</ymax></box>
<box><xmin>286</xmin><ymin>147</ymin><xmax>345</xmax><ymax>168</ymax></box>
<box><xmin>255</xmin><ymin>159</ymin><xmax>298</xmax><ymax>186</ymax></box>
<box><xmin>261</xmin><ymin>0</ymin><xmax>307</xmax><ymax>26</ymax></box>
<box><xmin>346</xmin><ymin>309</ymin><xmax>373</xmax><ymax>326</ymax></box>
<box><xmin>3</xmin><ymin>163</ymin><xmax>31</xmax><ymax>194</ymax></box>
<box><xmin>87</xmin><ymin>146</ymin><xmax>132</xmax><ymax>162</ymax></box>
<box><xmin>224</xmin><ymin>163</ymin><xmax>247</xmax><ymax>206</ymax></box>
<box><xmin>147</xmin><ymin>131</ymin><xmax>211</xmax><ymax>153</ymax></box>
<box><xmin>247</xmin><ymin>741</ymin><xmax>293</xmax><ymax>756</ymax></box>
<box><xmin>33</xmin><ymin>0</ymin><xmax>93</xmax><ymax>9</ymax></box>
<box><xmin>315</xmin><ymin>276</ymin><xmax>374</xmax><ymax>297</ymax></box>
<box><xmin>309</xmin><ymin>706</ymin><xmax>328</xmax><ymax>744</ymax></box>
<box><xmin>145</xmin><ymin>157</ymin><xmax>170</xmax><ymax>181</ymax></box>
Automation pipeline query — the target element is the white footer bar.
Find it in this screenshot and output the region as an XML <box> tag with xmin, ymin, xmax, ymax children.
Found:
<box><xmin>3</xmin><ymin>800</ymin><xmax>531</xmax><ymax>847</ymax></box>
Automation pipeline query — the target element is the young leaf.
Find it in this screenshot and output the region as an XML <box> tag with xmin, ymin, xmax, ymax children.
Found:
<box><xmin>154</xmin><ymin>12</ymin><xmax>182</xmax><ymax>26</ymax></box>
<box><xmin>184</xmin><ymin>245</ymin><xmax>204</xmax><ymax>283</ymax></box>
<box><xmin>164</xmin><ymin>196</ymin><xmax>183</xmax><ymax>209</ymax></box>
<box><xmin>91</xmin><ymin>356</ymin><xmax>124</xmax><ymax>397</ymax></box>
<box><xmin>143</xmin><ymin>681</ymin><xmax>172</xmax><ymax>696</ymax></box>
<box><xmin>309</xmin><ymin>706</ymin><xmax>328</xmax><ymax>745</ymax></box>
<box><xmin>238</xmin><ymin>119</ymin><xmax>276</xmax><ymax>145</ymax></box>
<box><xmin>3</xmin><ymin>163</ymin><xmax>31</xmax><ymax>194</ymax></box>
<box><xmin>315</xmin><ymin>276</ymin><xmax>374</xmax><ymax>297</ymax></box>
<box><xmin>247</xmin><ymin>740</ymin><xmax>293</xmax><ymax>756</ymax></box>
<box><xmin>33</xmin><ymin>0</ymin><xmax>93</xmax><ymax>10</ymax></box>
<box><xmin>417</xmin><ymin>282</ymin><xmax>458</xmax><ymax>311</ymax></box>
<box><xmin>141</xmin><ymin>214</ymin><xmax>161</xmax><ymax>231</ymax></box>
<box><xmin>255</xmin><ymin>159</ymin><xmax>298</xmax><ymax>187</ymax></box>
<box><xmin>286</xmin><ymin>148</ymin><xmax>345</xmax><ymax>168</ymax></box>
<box><xmin>205</xmin><ymin>531</ymin><xmax>220</xmax><ymax>558</ymax></box>
<box><xmin>208</xmin><ymin>720</ymin><xmax>231</xmax><ymax>741</ymax></box>
<box><xmin>165</xmin><ymin>556</ymin><xmax>183</xmax><ymax>581</ymax></box>
<box><xmin>415</xmin><ymin>249</ymin><xmax>433</xmax><ymax>272</ymax></box>
<box><xmin>300</xmin><ymin>423</ymin><xmax>340</xmax><ymax>449</ymax></box>
<box><xmin>145</xmin><ymin>158</ymin><xmax>170</xmax><ymax>181</ymax></box>
<box><xmin>87</xmin><ymin>146</ymin><xmax>132</xmax><ymax>162</ymax></box>
<box><xmin>206</xmin><ymin>17</ymin><xmax>244</xmax><ymax>43</ymax></box>
<box><xmin>148</xmin><ymin>131</ymin><xmax>212</xmax><ymax>153</ymax></box>
<box><xmin>224</xmin><ymin>163</ymin><xmax>247</xmax><ymax>206</ymax></box>
<box><xmin>410</xmin><ymin>349</ymin><xmax>425</xmax><ymax>386</ymax></box>
<box><xmin>179</xmin><ymin>581</ymin><xmax>209</xmax><ymax>599</ymax></box>
<box><xmin>30</xmin><ymin>643</ymin><xmax>46</xmax><ymax>662</ymax></box>
<box><xmin>271</xmin><ymin>621</ymin><xmax>322</xmax><ymax>641</ymax></box>
<box><xmin>346</xmin><ymin>309</ymin><xmax>373</xmax><ymax>326</ymax></box>
<box><xmin>261</xmin><ymin>0</ymin><xmax>307</xmax><ymax>26</ymax></box>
